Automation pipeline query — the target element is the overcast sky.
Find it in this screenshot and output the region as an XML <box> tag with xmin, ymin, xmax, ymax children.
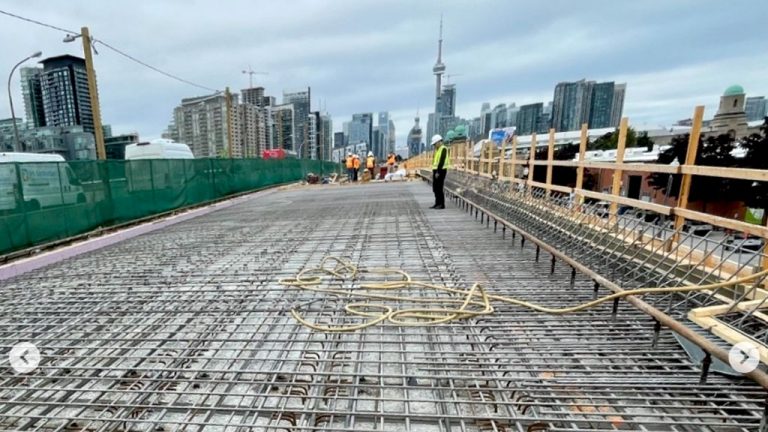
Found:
<box><xmin>1</xmin><ymin>0</ymin><xmax>766</xmax><ymax>147</ymax></box>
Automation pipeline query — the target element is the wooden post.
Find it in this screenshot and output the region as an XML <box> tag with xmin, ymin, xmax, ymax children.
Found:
<box><xmin>673</xmin><ymin>106</ymin><xmax>705</xmax><ymax>239</ymax></box>
<box><xmin>609</xmin><ymin>117</ymin><xmax>629</xmax><ymax>223</ymax></box>
<box><xmin>510</xmin><ymin>136</ymin><xmax>518</xmax><ymax>184</ymax></box>
<box><xmin>499</xmin><ymin>136</ymin><xmax>508</xmax><ymax>180</ymax></box>
<box><xmin>574</xmin><ymin>123</ymin><xmax>588</xmax><ymax>207</ymax></box>
<box><xmin>486</xmin><ymin>142</ymin><xmax>493</xmax><ymax>176</ymax></box>
<box><xmin>527</xmin><ymin>133</ymin><xmax>537</xmax><ymax>193</ymax></box>
<box><xmin>545</xmin><ymin>128</ymin><xmax>555</xmax><ymax>195</ymax></box>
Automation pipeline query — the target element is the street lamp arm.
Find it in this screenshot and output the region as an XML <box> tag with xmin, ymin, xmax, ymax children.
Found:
<box><xmin>7</xmin><ymin>51</ymin><xmax>43</xmax><ymax>151</ymax></box>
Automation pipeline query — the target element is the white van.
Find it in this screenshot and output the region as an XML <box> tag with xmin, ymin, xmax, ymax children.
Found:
<box><xmin>124</xmin><ymin>139</ymin><xmax>194</xmax><ymax>160</ymax></box>
<box><xmin>124</xmin><ymin>139</ymin><xmax>194</xmax><ymax>192</ymax></box>
<box><xmin>0</xmin><ymin>152</ymin><xmax>86</xmax><ymax>211</ymax></box>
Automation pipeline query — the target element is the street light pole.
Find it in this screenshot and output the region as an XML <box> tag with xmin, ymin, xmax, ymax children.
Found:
<box><xmin>7</xmin><ymin>51</ymin><xmax>42</xmax><ymax>152</ymax></box>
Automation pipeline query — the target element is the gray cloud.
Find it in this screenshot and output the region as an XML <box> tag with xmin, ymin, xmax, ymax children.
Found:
<box><xmin>1</xmin><ymin>0</ymin><xmax>766</xmax><ymax>145</ymax></box>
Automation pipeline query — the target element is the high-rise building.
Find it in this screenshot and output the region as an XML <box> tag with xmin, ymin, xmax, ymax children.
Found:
<box><xmin>242</xmin><ymin>87</ymin><xmax>273</xmax><ymax>108</ymax></box>
<box><xmin>491</xmin><ymin>103</ymin><xmax>507</xmax><ymax>129</ymax></box>
<box><xmin>552</xmin><ymin>79</ymin><xmax>594</xmax><ymax>132</ymax></box>
<box><xmin>283</xmin><ymin>89</ymin><xmax>310</xmax><ymax>158</ymax></box>
<box><xmin>610</xmin><ymin>83</ymin><xmax>626</xmax><ymax>127</ymax></box>
<box><xmin>236</xmin><ymin>103</ymin><xmax>268</xmax><ymax>158</ymax></box>
<box><xmin>469</xmin><ymin>117</ymin><xmax>482</xmax><ymax>141</ymax></box>
<box><xmin>407</xmin><ymin>114</ymin><xmax>423</xmax><ymax>157</ymax></box>
<box><xmin>479</xmin><ymin>103</ymin><xmax>492</xmax><ymax>138</ymax></box>
<box><xmin>589</xmin><ymin>82</ymin><xmax>615</xmax><ymax>129</ymax></box>
<box><xmin>39</xmin><ymin>55</ymin><xmax>95</xmax><ymax>134</ymax></box>
<box><xmin>319</xmin><ymin>114</ymin><xmax>332</xmax><ymax>161</ymax></box>
<box><xmin>171</xmin><ymin>92</ymin><xmax>237</xmax><ymax>158</ymax></box>
<box><xmin>306</xmin><ymin>113</ymin><xmax>318</xmax><ymax>160</ymax></box>
<box><xmin>746</xmin><ymin>96</ymin><xmax>767</xmax><ymax>121</ymax></box>
<box><xmin>333</xmin><ymin>131</ymin><xmax>345</xmax><ymax>149</ymax></box>
<box><xmin>506</xmin><ymin>103</ymin><xmax>519</xmax><ymax>128</ymax></box>
<box><xmin>440</xmin><ymin>84</ymin><xmax>456</xmax><ymax>118</ymax></box>
<box><xmin>516</xmin><ymin>103</ymin><xmax>543</xmax><ymax>135</ymax></box>
<box><xmin>376</xmin><ymin>112</ymin><xmax>396</xmax><ymax>160</ymax></box>
<box><xmin>388</xmin><ymin>119</ymin><xmax>396</xmax><ymax>155</ymax></box>
<box><xmin>20</xmin><ymin>67</ymin><xmax>46</xmax><ymax>128</ymax></box>
<box><xmin>371</xmin><ymin>126</ymin><xmax>383</xmax><ymax>160</ymax></box>
<box><xmin>270</xmin><ymin>103</ymin><xmax>295</xmax><ymax>151</ymax></box>
<box><xmin>348</xmin><ymin>113</ymin><xmax>373</xmax><ymax>153</ymax></box>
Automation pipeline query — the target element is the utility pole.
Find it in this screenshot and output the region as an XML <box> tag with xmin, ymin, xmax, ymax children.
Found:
<box><xmin>81</xmin><ymin>27</ymin><xmax>106</xmax><ymax>160</ymax></box>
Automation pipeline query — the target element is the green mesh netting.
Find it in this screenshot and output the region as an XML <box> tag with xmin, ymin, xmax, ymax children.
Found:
<box><xmin>0</xmin><ymin>158</ymin><xmax>341</xmax><ymax>255</ymax></box>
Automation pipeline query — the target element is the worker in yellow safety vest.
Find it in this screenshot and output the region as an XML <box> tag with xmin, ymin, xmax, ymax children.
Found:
<box><xmin>430</xmin><ymin>134</ymin><xmax>451</xmax><ymax>209</ymax></box>
<box><xmin>345</xmin><ymin>153</ymin><xmax>355</xmax><ymax>183</ymax></box>
<box><xmin>366</xmin><ymin>152</ymin><xmax>376</xmax><ymax>179</ymax></box>
<box><xmin>352</xmin><ymin>154</ymin><xmax>361</xmax><ymax>182</ymax></box>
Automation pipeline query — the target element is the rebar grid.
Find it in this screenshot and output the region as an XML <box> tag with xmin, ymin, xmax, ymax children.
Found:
<box><xmin>0</xmin><ymin>183</ymin><xmax>764</xmax><ymax>431</ymax></box>
<box><xmin>444</xmin><ymin>171</ymin><xmax>768</xmax><ymax>348</ymax></box>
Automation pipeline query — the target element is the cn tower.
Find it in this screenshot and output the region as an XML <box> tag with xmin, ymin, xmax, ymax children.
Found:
<box><xmin>432</xmin><ymin>16</ymin><xmax>446</xmax><ymax>137</ymax></box>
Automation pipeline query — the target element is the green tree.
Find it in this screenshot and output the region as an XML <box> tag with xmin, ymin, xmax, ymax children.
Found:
<box><xmin>648</xmin><ymin>132</ymin><xmax>752</xmax><ymax>211</ymax></box>
<box><xmin>587</xmin><ymin>127</ymin><xmax>639</xmax><ymax>150</ymax></box>
<box><xmin>739</xmin><ymin>118</ymin><xmax>768</xmax><ymax>216</ymax></box>
<box><xmin>531</xmin><ymin>143</ymin><xmax>579</xmax><ymax>186</ymax></box>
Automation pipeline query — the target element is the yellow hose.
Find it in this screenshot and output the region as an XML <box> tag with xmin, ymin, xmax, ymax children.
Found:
<box><xmin>279</xmin><ymin>256</ymin><xmax>768</xmax><ymax>332</ymax></box>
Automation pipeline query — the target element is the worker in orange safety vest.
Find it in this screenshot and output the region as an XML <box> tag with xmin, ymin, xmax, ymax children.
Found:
<box><xmin>366</xmin><ymin>152</ymin><xmax>376</xmax><ymax>179</ymax></box>
<box><xmin>352</xmin><ymin>154</ymin><xmax>361</xmax><ymax>182</ymax></box>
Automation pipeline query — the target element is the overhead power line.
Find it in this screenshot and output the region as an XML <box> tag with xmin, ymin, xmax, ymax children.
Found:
<box><xmin>0</xmin><ymin>9</ymin><xmax>77</xmax><ymax>34</ymax></box>
<box><xmin>0</xmin><ymin>8</ymin><xmax>219</xmax><ymax>93</ymax></box>
<box><xmin>93</xmin><ymin>40</ymin><xmax>218</xmax><ymax>93</ymax></box>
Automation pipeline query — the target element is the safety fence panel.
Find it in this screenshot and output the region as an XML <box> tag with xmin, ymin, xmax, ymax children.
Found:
<box><xmin>0</xmin><ymin>158</ymin><xmax>341</xmax><ymax>256</ymax></box>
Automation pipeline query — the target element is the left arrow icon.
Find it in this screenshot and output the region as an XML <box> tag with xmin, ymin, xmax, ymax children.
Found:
<box><xmin>9</xmin><ymin>342</ymin><xmax>40</xmax><ymax>374</ymax></box>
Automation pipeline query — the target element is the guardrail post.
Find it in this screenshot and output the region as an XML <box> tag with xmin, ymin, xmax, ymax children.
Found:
<box><xmin>545</xmin><ymin>128</ymin><xmax>555</xmax><ymax>196</ymax></box>
<box><xmin>609</xmin><ymin>117</ymin><xmax>629</xmax><ymax>224</ymax></box>
<box><xmin>672</xmin><ymin>105</ymin><xmax>705</xmax><ymax>246</ymax></box>
<box><xmin>526</xmin><ymin>133</ymin><xmax>537</xmax><ymax>196</ymax></box>
<box><xmin>510</xmin><ymin>136</ymin><xmax>518</xmax><ymax>187</ymax></box>
<box><xmin>499</xmin><ymin>137</ymin><xmax>508</xmax><ymax>180</ymax></box>
<box><xmin>575</xmin><ymin>123</ymin><xmax>588</xmax><ymax>209</ymax></box>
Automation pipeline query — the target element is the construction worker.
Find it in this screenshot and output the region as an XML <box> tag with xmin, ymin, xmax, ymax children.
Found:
<box><xmin>366</xmin><ymin>152</ymin><xmax>376</xmax><ymax>179</ymax></box>
<box><xmin>430</xmin><ymin>134</ymin><xmax>450</xmax><ymax>209</ymax></box>
<box><xmin>345</xmin><ymin>153</ymin><xmax>355</xmax><ymax>183</ymax></box>
<box><xmin>352</xmin><ymin>154</ymin><xmax>361</xmax><ymax>182</ymax></box>
<box><xmin>387</xmin><ymin>152</ymin><xmax>396</xmax><ymax>176</ymax></box>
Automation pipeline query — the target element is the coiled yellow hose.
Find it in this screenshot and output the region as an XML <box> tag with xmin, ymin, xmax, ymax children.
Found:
<box><xmin>279</xmin><ymin>256</ymin><xmax>768</xmax><ymax>332</ymax></box>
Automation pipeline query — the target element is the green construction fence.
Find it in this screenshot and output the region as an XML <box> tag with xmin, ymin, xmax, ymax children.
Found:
<box><xmin>0</xmin><ymin>158</ymin><xmax>341</xmax><ymax>256</ymax></box>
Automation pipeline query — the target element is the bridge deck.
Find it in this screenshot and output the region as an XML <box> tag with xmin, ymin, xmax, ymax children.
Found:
<box><xmin>0</xmin><ymin>182</ymin><xmax>763</xmax><ymax>431</ymax></box>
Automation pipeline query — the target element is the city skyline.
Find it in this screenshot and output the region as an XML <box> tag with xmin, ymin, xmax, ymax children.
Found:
<box><xmin>1</xmin><ymin>1</ymin><xmax>767</xmax><ymax>148</ymax></box>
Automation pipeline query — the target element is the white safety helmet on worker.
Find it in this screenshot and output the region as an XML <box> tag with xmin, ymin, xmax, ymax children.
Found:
<box><xmin>368</xmin><ymin>151</ymin><xmax>373</xmax><ymax>157</ymax></box>
<box><xmin>431</xmin><ymin>134</ymin><xmax>443</xmax><ymax>145</ymax></box>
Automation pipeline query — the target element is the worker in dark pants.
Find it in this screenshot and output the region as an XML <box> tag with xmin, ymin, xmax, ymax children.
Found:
<box><xmin>430</xmin><ymin>134</ymin><xmax>450</xmax><ymax>209</ymax></box>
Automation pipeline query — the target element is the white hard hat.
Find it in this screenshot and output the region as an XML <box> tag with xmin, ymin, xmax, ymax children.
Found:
<box><xmin>347</xmin><ymin>152</ymin><xmax>352</xmax><ymax>156</ymax></box>
<box><xmin>431</xmin><ymin>134</ymin><xmax>443</xmax><ymax>145</ymax></box>
<box><xmin>368</xmin><ymin>151</ymin><xmax>373</xmax><ymax>157</ymax></box>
